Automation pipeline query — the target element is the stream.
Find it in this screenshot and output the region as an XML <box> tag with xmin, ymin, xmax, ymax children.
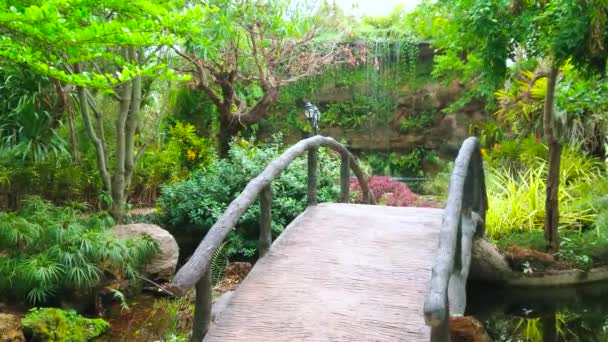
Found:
<box><xmin>466</xmin><ymin>280</ymin><xmax>608</xmax><ymax>341</ymax></box>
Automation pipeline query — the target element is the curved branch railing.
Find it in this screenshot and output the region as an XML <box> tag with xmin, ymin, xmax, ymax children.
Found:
<box><xmin>423</xmin><ymin>137</ymin><xmax>487</xmax><ymax>342</ymax></box>
<box><xmin>167</xmin><ymin>135</ymin><xmax>374</xmax><ymax>340</ymax></box>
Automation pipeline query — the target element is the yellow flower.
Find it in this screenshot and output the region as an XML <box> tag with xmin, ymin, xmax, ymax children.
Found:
<box><xmin>186</xmin><ymin>149</ymin><xmax>196</xmax><ymax>161</ymax></box>
<box><xmin>480</xmin><ymin>148</ymin><xmax>487</xmax><ymax>159</ymax></box>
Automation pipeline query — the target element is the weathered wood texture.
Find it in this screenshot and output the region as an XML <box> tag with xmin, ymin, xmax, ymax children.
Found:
<box><xmin>192</xmin><ymin>271</ymin><xmax>212</xmax><ymax>342</ymax></box>
<box><xmin>170</xmin><ymin>136</ymin><xmax>373</xmax><ymax>295</ymax></box>
<box><xmin>204</xmin><ymin>203</ymin><xmax>442</xmax><ymax>342</ymax></box>
<box><xmin>423</xmin><ymin>137</ymin><xmax>487</xmax><ymax>342</ymax></box>
<box><xmin>258</xmin><ymin>186</ymin><xmax>272</xmax><ymax>257</ymax></box>
<box><xmin>307</xmin><ymin>147</ymin><xmax>318</xmax><ymax>206</ymax></box>
<box><xmin>340</xmin><ymin>153</ymin><xmax>350</xmax><ymax>203</ymax></box>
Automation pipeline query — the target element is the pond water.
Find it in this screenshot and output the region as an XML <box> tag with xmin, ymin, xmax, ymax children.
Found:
<box><xmin>466</xmin><ymin>281</ymin><xmax>608</xmax><ymax>341</ymax></box>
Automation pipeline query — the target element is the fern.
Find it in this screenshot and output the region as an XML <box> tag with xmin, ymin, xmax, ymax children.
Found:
<box><xmin>210</xmin><ymin>242</ymin><xmax>229</xmax><ymax>285</ymax></box>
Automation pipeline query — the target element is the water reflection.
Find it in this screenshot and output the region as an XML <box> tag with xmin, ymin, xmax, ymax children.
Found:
<box><xmin>466</xmin><ymin>281</ymin><xmax>608</xmax><ymax>341</ymax></box>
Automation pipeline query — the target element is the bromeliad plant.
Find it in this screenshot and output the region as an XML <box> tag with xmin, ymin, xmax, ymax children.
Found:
<box><xmin>0</xmin><ymin>197</ymin><xmax>158</xmax><ymax>304</ymax></box>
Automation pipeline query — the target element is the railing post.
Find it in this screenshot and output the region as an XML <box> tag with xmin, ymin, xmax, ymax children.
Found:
<box><xmin>259</xmin><ymin>185</ymin><xmax>272</xmax><ymax>257</ymax></box>
<box><xmin>191</xmin><ymin>270</ymin><xmax>212</xmax><ymax>342</ymax></box>
<box><xmin>307</xmin><ymin>147</ymin><xmax>318</xmax><ymax>206</ymax></box>
<box><xmin>430</xmin><ymin>296</ymin><xmax>450</xmax><ymax>342</ymax></box>
<box><xmin>340</xmin><ymin>153</ymin><xmax>350</xmax><ymax>203</ymax></box>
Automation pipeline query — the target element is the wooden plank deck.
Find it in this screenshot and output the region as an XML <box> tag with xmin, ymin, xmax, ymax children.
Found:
<box><xmin>204</xmin><ymin>203</ymin><xmax>443</xmax><ymax>342</ymax></box>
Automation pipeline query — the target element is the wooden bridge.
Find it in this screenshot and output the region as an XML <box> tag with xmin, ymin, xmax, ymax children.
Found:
<box><xmin>168</xmin><ymin>136</ymin><xmax>487</xmax><ymax>342</ymax></box>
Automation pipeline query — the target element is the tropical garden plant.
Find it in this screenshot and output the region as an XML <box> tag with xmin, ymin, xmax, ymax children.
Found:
<box><xmin>158</xmin><ymin>136</ymin><xmax>340</xmax><ymax>259</ymax></box>
<box><xmin>0</xmin><ymin>197</ymin><xmax>157</xmax><ymax>304</ymax></box>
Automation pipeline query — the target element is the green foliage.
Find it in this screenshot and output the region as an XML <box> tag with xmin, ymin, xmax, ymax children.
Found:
<box><xmin>158</xmin><ymin>136</ymin><xmax>340</xmax><ymax>259</ymax></box>
<box><xmin>151</xmin><ymin>297</ymin><xmax>192</xmax><ymax>342</ymax></box>
<box><xmin>485</xmin><ymin>145</ymin><xmax>602</xmax><ymax>240</ymax></box>
<box><xmin>399</xmin><ymin>110</ymin><xmax>440</xmax><ymax>134</ymax></box>
<box><xmin>0</xmin><ymin>197</ymin><xmax>158</xmax><ymax>304</ymax></box>
<box><xmin>484</xmin><ymin>136</ymin><xmax>547</xmax><ymax>172</ymax></box>
<box><xmin>210</xmin><ymin>242</ymin><xmax>229</xmax><ymax>286</ymax></box>
<box><xmin>363</xmin><ymin>148</ymin><xmax>438</xmax><ymax>177</ymax></box>
<box><xmin>322</xmin><ymin>94</ymin><xmax>396</xmax><ymax>129</ymax></box>
<box><xmin>0</xmin><ymin>0</ymin><xmax>208</xmax><ymax>88</ymax></box>
<box><xmin>167</xmin><ymin>122</ymin><xmax>214</xmax><ymax>169</ymax></box>
<box><xmin>0</xmin><ymin>63</ymin><xmax>69</xmax><ymax>161</ymax></box>
<box><xmin>421</xmin><ymin>161</ymin><xmax>452</xmax><ymax>198</ymax></box>
<box><xmin>0</xmin><ymin>150</ymin><xmax>102</xmax><ymax>208</ymax></box>
<box><xmin>21</xmin><ymin>307</ymin><xmax>109</xmax><ymax>341</ymax></box>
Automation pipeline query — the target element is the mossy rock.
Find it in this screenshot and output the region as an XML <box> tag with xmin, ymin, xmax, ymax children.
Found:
<box><xmin>21</xmin><ymin>308</ymin><xmax>109</xmax><ymax>342</ymax></box>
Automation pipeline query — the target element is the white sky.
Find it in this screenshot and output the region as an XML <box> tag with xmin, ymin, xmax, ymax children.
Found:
<box><xmin>331</xmin><ymin>0</ymin><xmax>422</xmax><ymax>17</ymax></box>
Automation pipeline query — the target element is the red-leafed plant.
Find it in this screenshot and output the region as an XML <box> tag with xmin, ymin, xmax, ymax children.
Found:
<box><xmin>350</xmin><ymin>176</ymin><xmax>440</xmax><ymax>208</ymax></box>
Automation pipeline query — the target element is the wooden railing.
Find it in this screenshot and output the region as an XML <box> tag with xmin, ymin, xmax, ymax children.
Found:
<box><xmin>167</xmin><ymin>136</ymin><xmax>374</xmax><ymax>341</ymax></box>
<box><xmin>423</xmin><ymin>137</ymin><xmax>487</xmax><ymax>342</ymax></box>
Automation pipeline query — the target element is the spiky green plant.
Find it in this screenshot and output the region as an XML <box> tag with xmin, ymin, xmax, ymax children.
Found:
<box><xmin>0</xmin><ymin>197</ymin><xmax>158</xmax><ymax>304</ymax></box>
<box><xmin>485</xmin><ymin>147</ymin><xmax>600</xmax><ymax>239</ymax></box>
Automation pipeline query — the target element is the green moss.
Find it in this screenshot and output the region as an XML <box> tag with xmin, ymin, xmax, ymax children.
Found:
<box><xmin>22</xmin><ymin>308</ymin><xmax>109</xmax><ymax>341</ymax></box>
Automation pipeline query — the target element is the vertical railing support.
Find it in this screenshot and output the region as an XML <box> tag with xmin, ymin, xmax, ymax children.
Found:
<box><xmin>340</xmin><ymin>153</ymin><xmax>350</xmax><ymax>203</ymax></box>
<box><xmin>430</xmin><ymin>296</ymin><xmax>451</xmax><ymax>342</ymax></box>
<box><xmin>191</xmin><ymin>270</ymin><xmax>212</xmax><ymax>342</ymax></box>
<box><xmin>424</xmin><ymin>137</ymin><xmax>487</xmax><ymax>342</ymax></box>
<box><xmin>259</xmin><ymin>185</ymin><xmax>272</xmax><ymax>257</ymax></box>
<box><xmin>307</xmin><ymin>147</ymin><xmax>318</xmax><ymax>206</ymax></box>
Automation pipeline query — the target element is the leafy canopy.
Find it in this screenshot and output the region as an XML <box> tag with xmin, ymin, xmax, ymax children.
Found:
<box><xmin>0</xmin><ymin>0</ymin><xmax>215</xmax><ymax>88</ymax></box>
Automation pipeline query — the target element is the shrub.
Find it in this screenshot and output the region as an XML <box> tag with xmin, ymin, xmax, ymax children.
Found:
<box><xmin>0</xmin><ymin>197</ymin><xmax>158</xmax><ymax>304</ymax></box>
<box><xmin>362</xmin><ymin>148</ymin><xmax>438</xmax><ymax>177</ymax></box>
<box><xmin>158</xmin><ymin>136</ymin><xmax>340</xmax><ymax>259</ymax></box>
<box><xmin>22</xmin><ymin>307</ymin><xmax>109</xmax><ymax>341</ymax></box>
<box><xmin>485</xmin><ymin>145</ymin><xmax>601</xmax><ymax>239</ymax></box>
<box><xmin>350</xmin><ymin>176</ymin><xmax>414</xmax><ymax>206</ymax></box>
<box><xmin>350</xmin><ymin>176</ymin><xmax>439</xmax><ymax>207</ymax></box>
<box><xmin>421</xmin><ymin>161</ymin><xmax>452</xmax><ymax>198</ymax></box>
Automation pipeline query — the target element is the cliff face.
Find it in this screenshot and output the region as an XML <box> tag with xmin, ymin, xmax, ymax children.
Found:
<box><xmin>314</xmin><ymin>80</ymin><xmax>486</xmax><ymax>156</ymax></box>
<box><xmin>265</xmin><ymin>43</ymin><xmax>487</xmax><ymax>157</ymax></box>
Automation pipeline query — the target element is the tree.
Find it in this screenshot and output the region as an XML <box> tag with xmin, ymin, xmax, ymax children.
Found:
<box><xmin>0</xmin><ymin>0</ymin><xmax>212</xmax><ymax>219</ymax></box>
<box><xmin>174</xmin><ymin>0</ymin><xmax>343</xmax><ymax>157</ymax></box>
<box><xmin>410</xmin><ymin>0</ymin><xmax>608</xmax><ymax>251</ymax></box>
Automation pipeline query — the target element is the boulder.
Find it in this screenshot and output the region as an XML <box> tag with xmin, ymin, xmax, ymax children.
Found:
<box><xmin>0</xmin><ymin>313</ymin><xmax>24</xmax><ymax>342</ymax></box>
<box><xmin>449</xmin><ymin>316</ymin><xmax>491</xmax><ymax>342</ymax></box>
<box><xmin>113</xmin><ymin>223</ymin><xmax>179</xmax><ymax>281</ymax></box>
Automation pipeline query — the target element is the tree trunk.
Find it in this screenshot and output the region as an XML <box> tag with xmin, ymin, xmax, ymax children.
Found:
<box><xmin>111</xmin><ymin>48</ymin><xmax>133</xmax><ymax>221</ymax></box>
<box><xmin>67</xmin><ymin>108</ymin><xmax>80</xmax><ymax>162</ymax></box>
<box><xmin>545</xmin><ymin>140</ymin><xmax>561</xmax><ymax>251</ymax></box>
<box><xmin>123</xmin><ymin>48</ymin><xmax>142</xmax><ymax>200</ymax></box>
<box><xmin>217</xmin><ymin>112</ymin><xmax>240</xmax><ymax>159</ymax></box>
<box><xmin>77</xmin><ymin>86</ymin><xmax>111</xmax><ymax>193</ymax></box>
<box><xmin>543</xmin><ymin>63</ymin><xmax>560</xmax><ymax>252</ymax></box>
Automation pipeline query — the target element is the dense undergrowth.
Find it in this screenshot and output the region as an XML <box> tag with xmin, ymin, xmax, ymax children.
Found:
<box><xmin>0</xmin><ymin>197</ymin><xmax>158</xmax><ymax>304</ymax></box>
<box><xmin>484</xmin><ymin>138</ymin><xmax>608</xmax><ymax>269</ymax></box>
<box><xmin>158</xmin><ymin>136</ymin><xmax>340</xmax><ymax>259</ymax></box>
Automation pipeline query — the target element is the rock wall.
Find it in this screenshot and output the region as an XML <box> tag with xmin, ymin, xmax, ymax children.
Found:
<box><xmin>274</xmin><ymin>43</ymin><xmax>488</xmax><ymax>157</ymax></box>
<box><xmin>319</xmin><ymin>82</ymin><xmax>485</xmax><ymax>156</ymax></box>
